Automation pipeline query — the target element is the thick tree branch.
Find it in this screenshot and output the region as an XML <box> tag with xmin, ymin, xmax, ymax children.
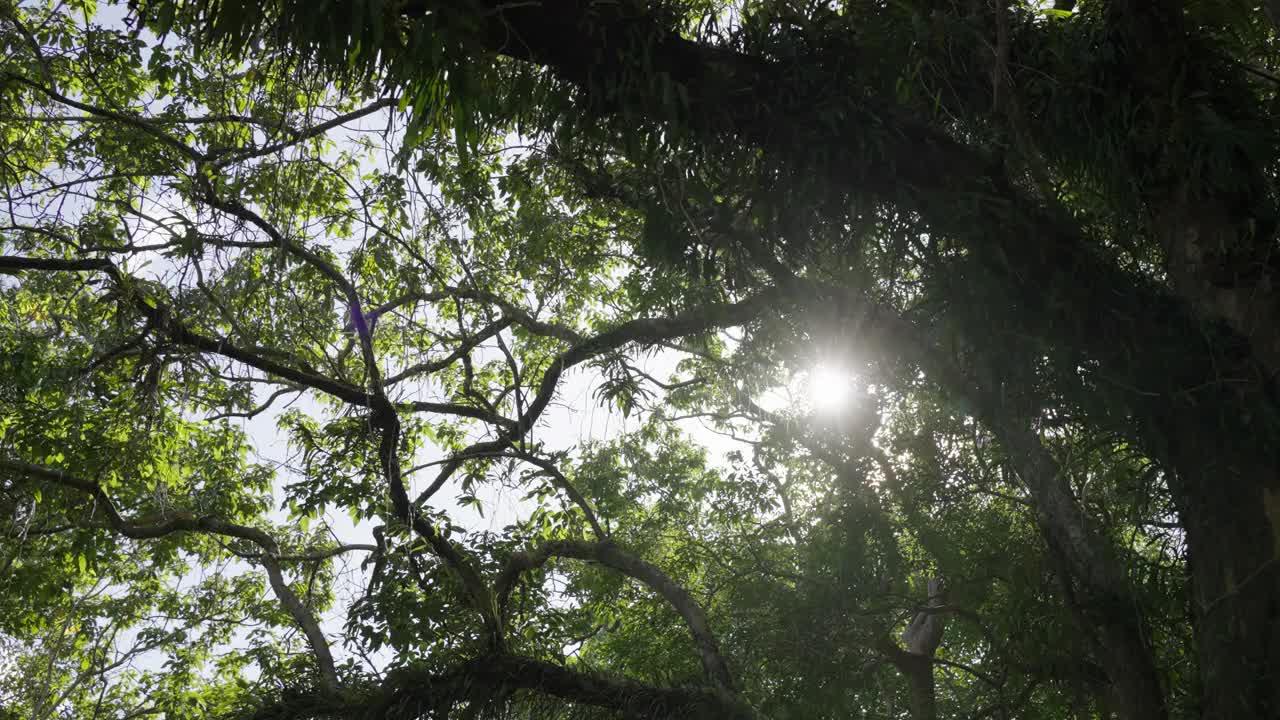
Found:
<box><xmin>0</xmin><ymin>255</ymin><xmax>114</xmax><ymax>273</ymax></box>
<box><xmin>380</xmin><ymin>411</ymin><xmax>502</xmax><ymax>645</ymax></box>
<box><xmin>247</xmin><ymin>653</ymin><xmax>754</xmax><ymax>720</ymax></box>
<box><xmin>388</xmin><ymin>654</ymin><xmax>754</xmax><ymax>719</ymax></box>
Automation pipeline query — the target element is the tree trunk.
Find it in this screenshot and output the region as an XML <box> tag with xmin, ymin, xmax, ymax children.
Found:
<box><xmin>1140</xmin><ymin>206</ymin><xmax>1280</xmax><ymax>719</ymax></box>
<box><xmin>903</xmin><ymin>654</ymin><xmax>938</xmax><ymax>720</ymax></box>
<box><xmin>1112</xmin><ymin>3</ymin><xmax>1280</xmax><ymax>704</ymax></box>
<box><xmin>1162</xmin><ymin>422</ymin><xmax>1280</xmax><ymax>719</ymax></box>
<box><xmin>881</xmin><ymin>576</ymin><xmax>947</xmax><ymax>720</ymax></box>
<box><xmin>1158</xmin><ymin>200</ymin><xmax>1280</xmax><ymax>382</ymax></box>
<box><xmin>881</xmin><ymin>642</ymin><xmax>939</xmax><ymax>720</ymax></box>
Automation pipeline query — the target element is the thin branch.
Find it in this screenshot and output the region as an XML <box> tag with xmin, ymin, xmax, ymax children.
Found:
<box><xmin>415</xmin><ymin>292</ymin><xmax>776</xmax><ymax>505</ymax></box>
<box><xmin>509</xmin><ymin>449</ymin><xmax>606</xmax><ymax>539</ymax></box>
<box><xmin>241</xmin><ymin>543</ymin><xmax>379</xmax><ymax>563</ymax></box>
<box><xmin>0</xmin><ymin>458</ymin><xmax>339</xmax><ymax>690</ymax></box>
<box><xmin>205</xmin><ymin>385</ymin><xmax>303</xmax><ymax>420</ymax></box>
<box><xmin>211</xmin><ymin>98</ymin><xmax>398</xmax><ymax>166</ymax></box>
<box><xmin>2</xmin><ymin>72</ymin><xmax>202</xmax><ymax>161</ymax></box>
<box><xmin>382</xmin><ymin>318</ymin><xmax>510</xmax><ymax>385</ymax></box>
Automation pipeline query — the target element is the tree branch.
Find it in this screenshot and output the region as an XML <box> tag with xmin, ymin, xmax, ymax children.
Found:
<box><xmin>508</xmin><ymin>449</ymin><xmax>605</xmax><ymax>539</ymax></box>
<box><xmin>210</xmin><ymin>98</ymin><xmax>398</xmax><ymax>166</ymax></box>
<box><xmin>0</xmin><ymin>458</ymin><xmax>339</xmax><ymax>690</ymax></box>
<box><xmin>2</xmin><ymin>72</ymin><xmax>202</xmax><ymax>161</ymax></box>
<box><xmin>495</xmin><ymin>539</ymin><xmax>736</xmax><ymax>695</ymax></box>
<box><xmin>414</xmin><ymin>292</ymin><xmax>776</xmax><ymax>505</ymax></box>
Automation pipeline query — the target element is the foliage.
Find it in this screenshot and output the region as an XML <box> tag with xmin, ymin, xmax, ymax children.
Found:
<box><xmin>2</xmin><ymin>1</ymin><xmax>1278</xmax><ymax>719</ymax></box>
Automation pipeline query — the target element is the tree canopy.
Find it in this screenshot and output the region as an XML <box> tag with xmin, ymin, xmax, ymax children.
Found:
<box><xmin>1</xmin><ymin>1</ymin><xmax>1277</xmax><ymax>719</ymax></box>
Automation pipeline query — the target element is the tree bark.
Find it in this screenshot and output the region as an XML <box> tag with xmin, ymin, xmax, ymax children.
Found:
<box><xmin>881</xmin><ymin>640</ymin><xmax>940</xmax><ymax>720</ymax></box>
<box><xmin>895</xmin><ymin>576</ymin><xmax>947</xmax><ymax>720</ymax></box>
<box><xmin>1160</xmin><ymin>417</ymin><xmax>1280</xmax><ymax>719</ymax></box>
<box><xmin>1099</xmin><ymin>5</ymin><xmax>1280</xmax><ymax>714</ymax></box>
<box><xmin>904</xmin><ymin>653</ymin><xmax>938</xmax><ymax>720</ymax></box>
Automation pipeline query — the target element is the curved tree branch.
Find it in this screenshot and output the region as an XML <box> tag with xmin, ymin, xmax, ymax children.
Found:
<box><xmin>508</xmin><ymin>449</ymin><xmax>605</xmax><ymax>540</ymax></box>
<box><xmin>386</xmin><ymin>653</ymin><xmax>754</xmax><ymax>720</ymax></box>
<box><xmin>243</xmin><ymin>653</ymin><xmax>755</xmax><ymax>720</ymax></box>
<box><xmin>495</xmin><ymin>539</ymin><xmax>736</xmax><ymax>695</ymax></box>
<box><xmin>0</xmin><ymin>458</ymin><xmax>339</xmax><ymax>690</ymax></box>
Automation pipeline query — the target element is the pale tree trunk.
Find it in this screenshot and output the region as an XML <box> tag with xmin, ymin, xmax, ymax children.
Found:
<box><xmin>882</xmin><ymin>577</ymin><xmax>947</xmax><ymax>720</ymax></box>
<box><xmin>903</xmin><ymin>654</ymin><xmax>938</xmax><ymax>720</ymax></box>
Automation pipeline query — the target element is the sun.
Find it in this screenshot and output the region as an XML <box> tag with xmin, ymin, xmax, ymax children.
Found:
<box><xmin>807</xmin><ymin>362</ymin><xmax>853</xmax><ymax>414</ymax></box>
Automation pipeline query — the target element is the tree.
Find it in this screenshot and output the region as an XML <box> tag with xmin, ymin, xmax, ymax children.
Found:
<box><xmin>0</xmin><ymin>1</ymin><xmax>1275</xmax><ymax>719</ymax></box>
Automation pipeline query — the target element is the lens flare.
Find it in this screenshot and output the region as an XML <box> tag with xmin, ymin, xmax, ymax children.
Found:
<box><xmin>808</xmin><ymin>363</ymin><xmax>852</xmax><ymax>414</ymax></box>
